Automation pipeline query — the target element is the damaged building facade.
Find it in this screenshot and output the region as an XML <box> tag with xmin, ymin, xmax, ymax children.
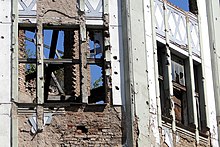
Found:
<box><xmin>0</xmin><ymin>0</ymin><xmax>220</xmax><ymax>146</ymax></box>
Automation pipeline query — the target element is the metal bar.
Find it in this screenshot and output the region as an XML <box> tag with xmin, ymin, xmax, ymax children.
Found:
<box><xmin>18</xmin><ymin>58</ymin><xmax>37</xmax><ymax>63</ymax></box>
<box><xmin>121</xmin><ymin>0</ymin><xmax>135</xmax><ymax>145</ymax></box>
<box><xmin>44</xmin><ymin>30</ymin><xmax>59</xmax><ymax>101</ymax></box>
<box><xmin>19</xmin><ymin>58</ymin><xmax>103</xmax><ymax>64</ymax></box>
<box><xmin>186</xmin><ymin>14</ymin><xmax>199</xmax><ymax>144</ymax></box>
<box><xmin>163</xmin><ymin>0</ymin><xmax>176</xmax><ymax>132</ymax></box>
<box><xmin>48</xmin><ymin>31</ymin><xmax>59</xmax><ymax>59</ymax></box>
<box><xmin>51</xmin><ymin>72</ymin><xmax>65</xmax><ymax>94</ymax></box>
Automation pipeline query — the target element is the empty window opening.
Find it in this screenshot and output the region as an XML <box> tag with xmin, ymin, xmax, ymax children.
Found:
<box><xmin>18</xmin><ymin>27</ymin><xmax>107</xmax><ymax>104</ymax></box>
<box><xmin>43</xmin><ymin>29</ymin><xmax>81</xmax><ymax>102</ymax></box>
<box><xmin>42</xmin><ymin>29</ymin><xmax>105</xmax><ymax>103</ymax></box>
<box><xmin>87</xmin><ymin>30</ymin><xmax>105</xmax><ymax>104</ymax></box>
<box><xmin>88</xmin><ymin>65</ymin><xmax>104</xmax><ymax>104</ymax></box>
<box><xmin>18</xmin><ymin>29</ymin><xmax>37</xmax><ymax>103</ymax></box>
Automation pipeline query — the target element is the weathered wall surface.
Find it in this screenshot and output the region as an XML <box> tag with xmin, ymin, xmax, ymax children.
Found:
<box><xmin>18</xmin><ymin>105</ymin><xmax>125</xmax><ymax>146</ymax></box>
<box><xmin>37</xmin><ymin>0</ymin><xmax>79</xmax><ymax>24</ymax></box>
<box><xmin>160</xmin><ymin>127</ymin><xmax>210</xmax><ymax>147</ymax></box>
<box><xmin>0</xmin><ymin>0</ymin><xmax>12</xmax><ymax>145</ymax></box>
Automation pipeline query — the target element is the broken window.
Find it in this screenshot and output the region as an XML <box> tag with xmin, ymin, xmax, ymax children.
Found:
<box><xmin>171</xmin><ymin>55</ymin><xmax>187</xmax><ymax>125</ymax></box>
<box><xmin>168</xmin><ymin>0</ymin><xmax>198</xmax><ymax>14</ymax></box>
<box><xmin>157</xmin><ymin>43</ymin><xmax>208</xmax><ymax>132</ymax></box>
<box><xmin>18</xmin><ymin>27</ymin><xmax>107</xmax><ymax>104</ymax></box>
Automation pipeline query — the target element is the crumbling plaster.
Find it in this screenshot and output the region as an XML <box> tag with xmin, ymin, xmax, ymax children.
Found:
<box><xmin>37</xmin><ymin>0</ymin><xmax>80</xmax><ymax>24</ymax></box>
<box><xmin>18</xmin><ymin>105</ymin><xmax>125</xmax><ymax>146</ymax></box>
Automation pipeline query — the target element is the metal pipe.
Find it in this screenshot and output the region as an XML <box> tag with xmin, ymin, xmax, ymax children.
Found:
<box><xmin>122</xmin><ymin>0</ymin><xmax>135</xmax><ymax>145</ymax></box>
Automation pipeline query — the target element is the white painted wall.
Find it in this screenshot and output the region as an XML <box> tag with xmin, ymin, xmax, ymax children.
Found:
<box><xmin>197</xmin><ymin>0</ymin><xmax>219</xmax><ymax>146</ymax></box>
<box><xmin>0</xmin><ymin>0</ymin><xmax>12</xmax><ymax>146</ymax></box>
<box><xmin>144</xmin><ymin>0</ymin><xmax>160</xmax><ymax>145</ymax></box>
<box><xmin>109</xmin><ymin>0</ymin><xmax>124</xmax><ymax>105</ymax></box>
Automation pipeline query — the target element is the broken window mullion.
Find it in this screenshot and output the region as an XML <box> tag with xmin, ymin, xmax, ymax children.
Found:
<box><xmin>80</xmin><ymin>27</ymin><xmax>88</xmax><ymax>103</ymax></box>
<box><xmin>103</xmin><ymin>30</ymin><xmax>111</xmax><ymax>103</ymax></box>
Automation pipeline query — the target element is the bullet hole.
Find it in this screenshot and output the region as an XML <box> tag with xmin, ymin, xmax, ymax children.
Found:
<box><xmin>146</xmin><ymin>101</ymin><xmax>149</xmax><ymax>105</ymax></box>
<box><xmin>83</xmin><ymin>137</ymin><xmax>89</xmax><ymax>140</ymax></box>
<box><xmin>113</xmin><ymin>56</ymin><xmax>117</xmax><ymax>60</ymax></box>
<box><xmin>114</xmin><ymin>71</ymin><xmax>118</xmax><ymax>75</ymax></box>
<box><xmin>1</xmin><ymin>36</ymin><xmax>4</xmax><ymax>39</ymax></box>
<box><xmin>115</xmin><ymin>86</ymin><xmax>119</xmax><ymax>90</ymax></box>
<box><xmin>77</xmin><ymin>126</ymin><xmax>88</xmax><ymax>133</ymax></box>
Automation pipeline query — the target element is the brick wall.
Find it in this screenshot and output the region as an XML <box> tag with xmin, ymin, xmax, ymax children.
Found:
<box><xmin>18</xmin><ymin>105</ymin><xmax>125</xmax><ymax>146</ymax></box>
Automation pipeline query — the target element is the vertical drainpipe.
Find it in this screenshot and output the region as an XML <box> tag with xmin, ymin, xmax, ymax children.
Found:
<box><xmin>122</xmin><ymin>0</ymin><xmax>135</xmax><ymax>146</ymax></box>
<box><xmin>186</xmin><ymin>14</ymin><xmax>199</xmax><ymax>144</ymax></box>
<box><xmin>11</xmin><ymin>0</ymin><xmax>18</xmax><ymax>146</ymax></box>
<box><xmin>163</xmin><ymin>1</ymin><xmax>176</xmax><ymax>133</ymax></box>
<box><xmin>150</xmin><ymin>0</ymin><xmax>162</xmax><ymax>127</ymax></box>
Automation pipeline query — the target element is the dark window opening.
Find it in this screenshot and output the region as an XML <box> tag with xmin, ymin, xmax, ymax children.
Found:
<box><xmin>194</xmin><ymin>63</ymin><xmax>208</xmax><ymax>133</ymax></box>
<box><xmin>157</xmin><ymin>43</ymin><xmax>205</xmax><ymax>130</ymax></box>
<box><xmin>157</xmin><ymin>44</ymin><xmax>171</xmax><ymax>118</ymax></box>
